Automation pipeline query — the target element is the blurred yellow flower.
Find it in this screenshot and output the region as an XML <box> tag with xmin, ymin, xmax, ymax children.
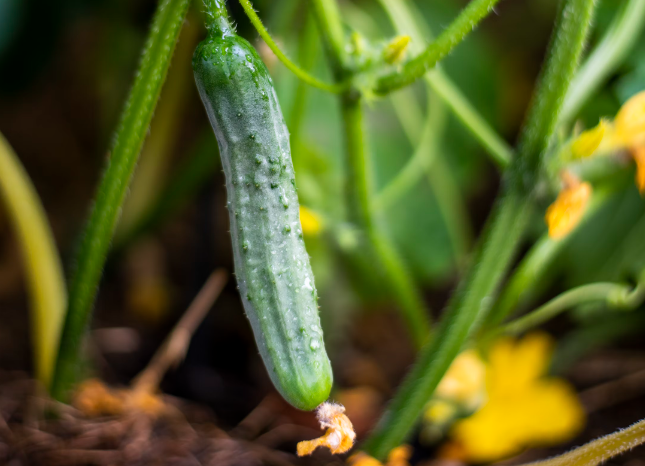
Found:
<box><xmin>614</xmin><ymin>91</ymin><xmax>645</xmax><ymax>194</ymax></box>
<box><xmin>435</xmin><ymin>349</ymin><xmax>487</xmax><ymax>410</ymax></box>
<box><xmin>571</xmin><ymin>119</ymin><xmax>610</xmax><ymax>159</ymax></box>
<box><xmin>421</xmin><ymin>350</ymin><xmax>486</xmax><ymax>445</ymax></box>
<box><xmin>614</xmin><ymin>91</ymin><xmax>645</xmax><ymax>147</ymax></box>
<box><xmin>383</xmin><ymin>36</ymin><xmax>411</xmax><ymax>64</ymax></box>
<box><xmin>347</xmin><ymin>445</ymin><xmax>412</xmax><ymax>466</ymax></box>
<box><xmin>545</xmin><ymin>172</ymin><xmax>592</xmax><ymax>239</ymax></box>
<box><xmin>299</xmin><ymin>206</ymin><xmax>323</xmax><ymax>236</ymax></box>
<box><xmin>563</xmin><ymin>91</ymin><xmax>645</xmax><ymax>194</ymax></box>
<box><xmin>445</xmin><ymin>332</ymin><xmax>585</xmax><ymax>463</ymax></box>
<box><xmin>634</xmin><ymin>146</ymin><xmax>645</xmax><ymax>194</ymax></box>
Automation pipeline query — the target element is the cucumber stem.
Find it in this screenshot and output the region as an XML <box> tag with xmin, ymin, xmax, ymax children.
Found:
<box><xmin>341</xmin><ymin>94</ymin><xmax>432</xmax><ymax>347</ymax></box>
<box><xmin>203</xmin><ymin>0</ymin><xmax>233</xmax><ymax>36</ymax></box>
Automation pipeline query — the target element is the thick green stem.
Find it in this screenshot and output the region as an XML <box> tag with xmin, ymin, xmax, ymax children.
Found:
<box><xmin>342</xmin><ymin>94</ymin><xmax>431</xmax><ymax>347</ymax></box>
<box><xmin>374</xmin><ymin>0</ymin><xmax>502</xmax><ymax>94</ymax></box>
<box><xmin>511</xmin><ymin>0</ymin><xmax>597</xmax><ymax>190</ymax></box>
<box><xmin>363</xmin><ymin>191</ymin><xmax>532</xmax><ymax>459</ymax></box>
<box><xmin>560</xmin><ymin>0</ymin><xmax>645</xmax><ymax>127</ymax></box>
<box><xmin>114</xmin><ymin>131</ymin><xmax>220</xmax><ymax>250</ymax></box>
<box><xmin>51</xmin><ymin>0</ymin><xmax>190</xmax><ymax>401</ymax></box>
<box><xmin>363</xmin><ymin>0</ymin><xmax>597</xmax><ymax>457</ymax></box>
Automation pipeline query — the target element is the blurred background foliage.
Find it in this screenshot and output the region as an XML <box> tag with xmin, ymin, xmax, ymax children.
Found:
<box><xmin>1</xmin><ymin>0</ymin><xmax>645</xmax><ymax>428</ymax></box>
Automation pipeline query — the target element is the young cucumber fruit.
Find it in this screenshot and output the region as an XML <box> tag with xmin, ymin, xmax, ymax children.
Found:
<box><xmin>192</xmin><ymin>6</ymin><xmax>332</xmax><ymax>411</ymax></box>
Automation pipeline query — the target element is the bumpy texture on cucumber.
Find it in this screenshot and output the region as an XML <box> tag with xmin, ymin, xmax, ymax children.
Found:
<box><xmin>193</xmin><ymin>7</ymin><xmax>332</xmax><ymax>411</ymax></box>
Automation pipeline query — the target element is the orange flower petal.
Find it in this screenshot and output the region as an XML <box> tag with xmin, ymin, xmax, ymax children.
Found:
<box><xmin>615</xmin><ymin>91</ymin><xmax>645</xmax><ymax>147</ymax></box>
<box><xmin>297</xmin><ymin>402</ymin><xmax>356</xmax><ymax>456</ymax></box>
<box><xmin>633</xmin><ymin>145</ymin><xmax>645</xmax><ymax>195</ymax></box>
<box><xmin>347</xmin><ymin>452</ymin><xmax>383</xmax><ymax>466</ymax></box>
<box><xmin>386</xmin><ymin>445</ymin><xmax>412</xmax><ymax>466</ymax></box>
<box><xmin>545</xmin><ymin>176</ymin><xmax>592</xmax><ymax>240</ymax></box>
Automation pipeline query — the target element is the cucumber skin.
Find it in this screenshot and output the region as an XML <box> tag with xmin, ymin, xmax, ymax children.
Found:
<box><xmin>193</xmin><ymin>32</ymin><xmax>332</xmax><ymax>411</ymax></box>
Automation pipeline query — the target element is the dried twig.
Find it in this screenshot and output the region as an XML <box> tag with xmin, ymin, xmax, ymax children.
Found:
<box><xmin>132</xmin><ymin>269</ymin><xmax>228</xmax><ymax>393</ymax></box>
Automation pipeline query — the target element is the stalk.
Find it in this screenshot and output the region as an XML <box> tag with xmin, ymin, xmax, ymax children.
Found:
<box><xmin>560</xmin><ymin>0</ymin><xmax>645</xmax><ymax>127</ymax></box>
<box><xmin>51</xmin><ymin>0</ymin><xmax>191</xmax><ymax>401</ymax></box>
<box><xmin>342</xmin><ymin>95</ymin><xmax>432</xmax><ymax>347</ymax></box>
<box><xmin>363</xmin><ymin>0</ymin><xmax>597</xmax><ymax>457</ymax></box>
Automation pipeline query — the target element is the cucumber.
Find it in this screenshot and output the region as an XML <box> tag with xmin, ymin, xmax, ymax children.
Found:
<box><xmin>192</xmin><ymin>4</ymin><xmax>332</xmax><ymax>411</ymax></box>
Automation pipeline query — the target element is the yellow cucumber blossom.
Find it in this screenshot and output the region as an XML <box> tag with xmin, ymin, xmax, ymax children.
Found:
<box><xmin>545</xmin><ymin>171</ymin><xmax>592</xmax><ymax>239</ymax></box>
<box><xmin>383</xmin><ymin>36</ymin><xmax>411</xmax><ymax>64</ymax></box>
<box><xmin>614</xmin><ymin>90</ymin><xmax>645</xmax><ymax>147</ymax></box>
<box><xmin>571</xmin><ymin>118</ymin><xmax>610</xmax><ymax>159</ymax></box>
<box><xmin>421</xmin><ymin>350</ymin><xmax>487</xmax><ymax>444</ymax></box>
<box><xmin>567</xmin><ymin>91</ymin><xmax>645</xmax><ymax>193</ymax></box>
<box><xmin>634</xmin><ymin>146</ymin><xmax>645</xmax><ymax>193</ymax></box>
<box><xmin>443</xmin><ymin>333</ymin><xmax>585</xmax><ymax>463</ymax></box>
<box><xmin>614</xmin><ymin>91</ymin><xmax>645</xmax><ymax>194</ymax></box>
<box><xmin>299</xmin><ymin>206</ymin><xmax>323</xmax><ymax>236</ymax></box>
<box><xmin>347</xmin><ymin>445</ymin><xmax>412</xmax><ymax>466</ymax></box>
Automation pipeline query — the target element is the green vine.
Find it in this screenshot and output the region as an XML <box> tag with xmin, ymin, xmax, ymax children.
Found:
<box><xmin>560</xmin><ymin>0</ymin><xmax>645</xmax><ymax>127</ymax></box>
<box><xmin>503</xmin><ymin>281</ymin><xmax>644</xmax><ymax>336</ymax></box>
<box><xmin>361</xmin><ymin>0</ymin><xmax>597</xmax><ymax>457</ymax></box>
<box><xmin>374</xmin><ymin>0</ymin><xmax>502</xmax><ymax>95</ymax></box>
<box><xmin>342</xmin><ymin>94</ymin><xmax>432</xmax><ymax>347</ymax></box>
<box><xmin>51</xmin><ymin>0</ymin><xmax>191</xmax><ymax>401</ymax></box>
<box><xmin>377</xmin><ymin>0</ymin><xmax>512</xmax><ymax>168</ymax></box>
<box><xmin>237</xmin><ymin>0</ymin><xmax>345</xmax><ymax>93</ymax></box>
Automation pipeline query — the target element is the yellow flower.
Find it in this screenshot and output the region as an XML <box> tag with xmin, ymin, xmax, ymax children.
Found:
<box><xmin>297</xmin><ymin>402</ymin><xmax>356</xmax><ymax>456</ymax></box>
<box><xmin>614</xmin><ymin>91</ymin><xmax>645</xmax><ymax>147</ymax></box>
<box><xmin>545</xmin><ymin>172</ymin><xmax>592</xmax><ymax>240</ymax></box>
<box><xmin>563</xmin><ymin>91</ymin><xmax>645</xmax><ymax>193</ymax></box>
<box><xmin>435</xmin><ymin>349</ymin><xmax>487</xmax><ymax>410</ymax></box>
<box><xmin>383</xmin><ymin>36</ymin><xmax>411</xmax><ymax>64</ymax></box>
<box><xmin>447</xmin><ymin>333</ymin><xmax>585</xmax><ymax>463</ymax></box>
<box><xmin>634</xmin><ymin>145</ymin><xmax>645</xmax><ymax>194</ymax></box>
<box><xmin>299</xmin><ymin>206</ymin><xmax>323</xmax><ymax>236</ymax></box>
<box><xmin>347</xmin><ymin>445</ymin><xmax>412</xmax><ymax>466</ymax></box>
<box><xmin>570</xmin><ymin>119</ymin><xmax>610</xmax><ymax>159</ymax></box>
<box><xmin>612</xmin><ymin>91</ymin><xmax>645</xmax><ymax>193</ymax></box>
